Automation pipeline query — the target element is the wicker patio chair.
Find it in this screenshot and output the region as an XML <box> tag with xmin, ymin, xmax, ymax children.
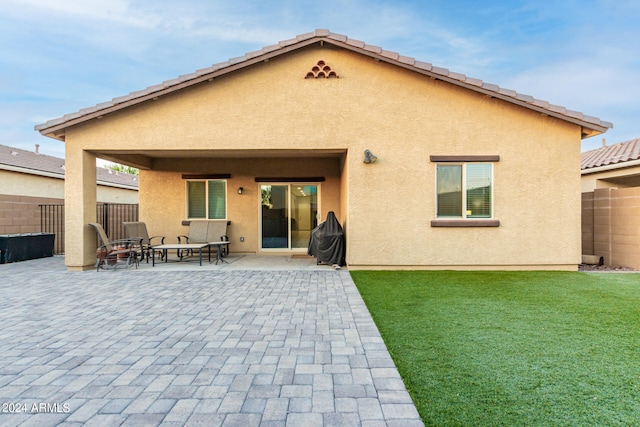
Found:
<box><xmin>89</xmin><ymin>223</ymin><xmax>140</xmax><ymax>271</ymax></box>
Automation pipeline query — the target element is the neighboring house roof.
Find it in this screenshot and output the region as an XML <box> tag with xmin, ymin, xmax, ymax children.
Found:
<box><xmin>581</xmin><ymin>139</ymin><xmax>640</xmax><ymax>171</ymax></box>
<box><xmin>35</xmin><ymin>29</ymin><xmax>611</xmax><ymax>140</ymax></box>
<box><xmin>0</xmin><ymin>144</ymin><xmax>138</xmax><ymax>190</ymax></box>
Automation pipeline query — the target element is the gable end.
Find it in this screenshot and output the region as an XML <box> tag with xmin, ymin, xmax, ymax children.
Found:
<box><xmin>35</xmin><ymin>29</ymin><xmax>612</xmax><ymax>141</ymax></box>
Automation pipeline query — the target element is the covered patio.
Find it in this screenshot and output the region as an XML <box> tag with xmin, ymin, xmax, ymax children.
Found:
<box><xmin>49</xmin><ymin>147</ymin><xmax>347</xmax><ymax>271</ymax></box>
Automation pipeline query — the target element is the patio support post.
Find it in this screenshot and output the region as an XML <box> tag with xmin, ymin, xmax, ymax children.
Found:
<box><xmin>65</xmin><ymin>147</ymin><xmax>97</xmax><ymax>271</ymax></box>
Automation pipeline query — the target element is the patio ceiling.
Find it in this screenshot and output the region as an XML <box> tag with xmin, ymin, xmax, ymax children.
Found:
<box><xmin>90</xmin><ymin>148</ymin><xmax>347</xmax><ymax>170</ymax></box>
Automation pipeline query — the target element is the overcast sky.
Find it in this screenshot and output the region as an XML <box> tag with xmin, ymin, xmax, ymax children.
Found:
<box><xmin>2</xmin><ymin>0</ymin><xmax>638</xmax><ymax>159</ymax></box>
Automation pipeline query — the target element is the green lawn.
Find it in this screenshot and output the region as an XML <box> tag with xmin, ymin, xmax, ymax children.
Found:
<box><xmin>351</xmin><ymin>271</ymin><xmax>640</xmax><ymax>426</ymax></box>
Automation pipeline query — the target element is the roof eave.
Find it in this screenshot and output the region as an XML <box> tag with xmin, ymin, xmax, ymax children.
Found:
<box><xmin>0</xmin><ymin>163</ymin><xmax>65</xmax><ymax>179</ymax></box>
<box><xmin>582</xmin><ymin>158</ymin><xmax>640</xmax><ymax>175</ymax></box>
<box><xmin>96</xmin><ymin>179</ymin><xmax>139</xmax><ymax>190</ymax></box>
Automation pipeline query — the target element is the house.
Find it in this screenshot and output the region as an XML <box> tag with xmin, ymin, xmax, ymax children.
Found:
<box><xmin>581</xmin><ymin>138</ymin><xmax>640</xmax><ymax>269</ymax></box>
<box><xmin>35</xmin><ymin>29</ymin><xmax>611</xmax><ymax>271</ymax></box>
<box><xmin>581</xmin><ymin>138</ymin><xmax>640</xmax><ymax>192</ymax></box>
<box><xmin>0</xmin><ymin>143</ymin><xmax>138</xmax><ymax>235</ymax></box>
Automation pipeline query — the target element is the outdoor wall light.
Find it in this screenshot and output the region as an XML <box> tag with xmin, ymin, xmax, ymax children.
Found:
<box><xmin>238</xmin><ymin>187</ymin><xmax>244</xmax><ymax>194</ymax></box>
<box><xmin>363</xmin><ymin>149</ymin><xmax>377</xmax><ymax>164</ymax></box>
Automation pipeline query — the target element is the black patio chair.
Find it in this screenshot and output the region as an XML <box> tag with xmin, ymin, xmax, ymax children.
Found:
<box><xmin>124</xmin><ymin>221</ymin><xmax>165</xmax><ymax>263</ymax></box>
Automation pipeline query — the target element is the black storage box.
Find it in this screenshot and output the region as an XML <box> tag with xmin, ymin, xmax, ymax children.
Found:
<box><xmin>0</xmin><ymin>233</ymin><xmax>55</xmax><ymax>264</ymax></box>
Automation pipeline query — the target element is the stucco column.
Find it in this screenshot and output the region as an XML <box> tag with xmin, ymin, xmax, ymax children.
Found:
<box><xmin>65</xmin><ymin>147</ymin><xmax>97</xmax><ymax>271</ymax></box>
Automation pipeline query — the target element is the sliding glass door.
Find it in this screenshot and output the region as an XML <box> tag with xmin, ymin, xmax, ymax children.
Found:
<box><xmin>260</xmin><ymin>184</ymin><xmax>318</xmax><ymax>250</ymax></box>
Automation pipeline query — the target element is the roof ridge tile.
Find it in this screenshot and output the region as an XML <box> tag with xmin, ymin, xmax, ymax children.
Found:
<box><xmin>228</xmin><ymin>56</ymin><xmax>246</xmax><ymax>65</ymax></box>
<box><xmin>79</xmin><ymin>106</ymin><xmax>98</xmax><ymax>114</ymax></box>
<box><xmin>548</xmin><ymin>104</ymin><xmax>567</xmax><ymax>114</ymax></box>
<box><xmin>128</xmin><ymin>90</ymin><xmax>148</xmax><ymax>99</ymax></box>
<box><xmin>278</xmin><ymin>37</ymin><xmax>298</xmax><ymax>48</ymax></box>
<box><xmin>482</xmin><ymin>82</ymin><xmax>500</xmax><ymax>92</ymax></box>
<box><xmin>244</xmin><ymin>49</ymin><xmax>264</xmax><ymax>60</ymax></box>
<box><xmin>363</xmin><ymin>43</ymin><xmax>382</xmax><ymax>54</ymax></box>
<box><xmin>177</xmin><ymin>72</ymin><xmax>198</xmax><ymax>81</ymax></box>
<box><xmin>448</xmin><ymin>71</ymin><xmax>466</xmax><ymax>81</ymax></box>
<box><xmin>515</xmin><ymin>93</ymin><xmax>534</xmax><ymax>103</ymax></box>
<box><xmin>397</xmin><ymin>55</ymin><xmax>415</xmax><ymax>65</ymax></box>
<box><xmin>498</xmin><ymin>88</ymin><xmax>517</xmax><ymax>97</ymax></box>
<box><xmin>414</xmin><ymin>61</ymin><xmax>432</xmax><ymax>71</ymax></box>
<box><xmin>261</xmin><ymin>44</ymin><xmax>281</xmax><ymax>54</ymax></box>
<box><xmin>565</xmin><ymin>110</ymin><xmax>584</xmax><ymax>120</ymax></box>
<box><xmin>327</xmin><ymin>33</ymin><xmax>347</xmax><ymax>43</ymax></box>
<box><xmin>380</xmin><ymin>50</ymin><xmax>399</xmax><ymax>60</ymax></box>
<box><xmin>145</xmin><ymin>84</ymin><xmax>164</xmax><ymax>92</ymax></box>
<box><xmin>296</xmin><ymin>31</ymin><xmax>315</xmax><ymax>41</ymax></box>
<box><xmin>465</xmin><ymin>77</ymin><xmax>483</xmax><ymax>86</ymax></box>
<box><xmin>532</xmin><ymin>99</ymin><xmax>550</xmax><ymax>109</ymax></box>
<box><xmin>345</xmin><ymin>38</ymin><xmax>365</xmax><ymax>49</ymax></box>
<box><xmin>431</xmin><ymin>65</ymin><xmax>449</xmax><ymax>75</ymax></box>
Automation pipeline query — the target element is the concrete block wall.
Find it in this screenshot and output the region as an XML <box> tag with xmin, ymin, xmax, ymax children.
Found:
<box><xmin>593</xmin><ymin>189</ymin><xmax>612</xmax><ymax>263</ymax></box>
<box><xmin>581</xmin><ymin>192</ymin><xmax>594</xmax><ymax>256</ymax></box>
<box><xmin>582</xmin><ymin>188</ymin><xmax>640</xmax><ymax>269</ymax></box>
<box><xmin>0</xmin><ymin>194</ymin><xmax>62</xmax><ymax>235</ymax></box>
<box><xmin>610</xmin><ymin>187</ymin><xmax>640</xmax><ymax>269</ymax></box>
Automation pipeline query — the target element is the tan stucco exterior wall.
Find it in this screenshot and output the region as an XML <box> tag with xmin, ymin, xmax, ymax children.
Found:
<box><xmin>0</xmin><ymin>169</ymin><xmax>137</xmax><ymax>203</ymax></box>
<box><xmin>97</xmin><ymin>185</ymin><xmax>138</xmax><ymax>204</ymax></box>
<box><xmin>63</xmin><ymin>45</ymin><xmax>583</xmax><ymax>270</ymax></box>
<box><xmin>0</xmin><ymin>170</ymin><xmax>65</xmax><ymax>199</ymax></box>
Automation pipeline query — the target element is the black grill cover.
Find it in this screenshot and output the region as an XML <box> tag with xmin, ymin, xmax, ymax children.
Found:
<box><xmin>307</xmin><ymin>211</ymin><xmax>345</xmax><ymax>266</ymax></box>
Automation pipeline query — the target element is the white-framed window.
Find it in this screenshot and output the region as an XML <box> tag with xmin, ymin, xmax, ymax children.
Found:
<box><xmin>186</xmin><ymin>180</ymin><xmax>227</xmax><ymax>219</ymax></box>
<box><xmin>436</xmin><ymin>163</ymin><xmax>493</xmax><ymax>218</ymax></box>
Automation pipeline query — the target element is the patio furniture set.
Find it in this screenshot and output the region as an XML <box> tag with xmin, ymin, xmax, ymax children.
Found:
<box><xmin>89</xmin><ymin>220</ymin><xmax>229</xmax><ymax>271</ymax></box>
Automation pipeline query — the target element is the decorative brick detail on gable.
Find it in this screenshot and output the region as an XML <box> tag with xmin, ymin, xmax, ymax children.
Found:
<box><xmin>305</xmin><ymin>60</ymin><xmax>338</xmax><ymax>79</ymax></box>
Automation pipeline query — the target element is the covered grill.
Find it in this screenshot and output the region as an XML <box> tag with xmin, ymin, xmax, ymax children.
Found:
<box><xmin>307</xmin><ymin>211</ymin><xmax>345</xmax><ymax>266</ymax></box>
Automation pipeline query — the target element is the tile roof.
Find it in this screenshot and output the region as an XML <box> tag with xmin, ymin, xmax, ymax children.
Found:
<box><xmin>581</xmin><ymin>138</ymin><xmax>640</xmax><ymax>170</ymax></box>
<box><xmin>35</xmin><ymin>29</ymin><xmax>612</xmax><ymax>139</ymax></box>
<box><xmin>0</xmin><ymin>144</ymin><xmax>138</xmax><ymax>188</ymax></box>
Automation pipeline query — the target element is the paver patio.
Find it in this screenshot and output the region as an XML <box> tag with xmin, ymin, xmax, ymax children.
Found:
<box><xmin>0</xmin><ymin>256</ymin><xmax>423</xmax><ymax>426</ymax></box>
